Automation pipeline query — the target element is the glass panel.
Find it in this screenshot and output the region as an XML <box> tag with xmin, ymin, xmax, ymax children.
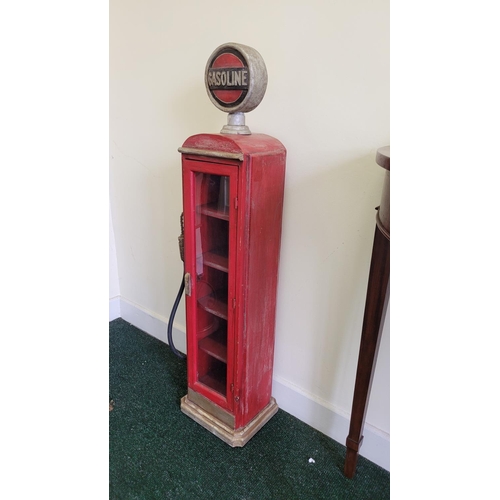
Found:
<box><xmin>194</xmin><ymin>173</ymin><xmax>230</xmax><ymax>397</ymax></box>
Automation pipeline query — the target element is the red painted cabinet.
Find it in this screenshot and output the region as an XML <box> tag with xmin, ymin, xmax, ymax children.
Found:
<box><xmin>179</xmin><ymin>133</ymin><xmax>286</xmax><ymax>446</ymax></box>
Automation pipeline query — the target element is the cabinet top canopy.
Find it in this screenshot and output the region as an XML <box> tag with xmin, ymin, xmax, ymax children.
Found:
<box><xmin>179</xmin><ymin>133</ymin><xmax>286</xmax><ymax>160</ymax></box>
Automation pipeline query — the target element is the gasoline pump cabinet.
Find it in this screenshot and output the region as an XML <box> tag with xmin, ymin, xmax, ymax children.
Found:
<box><xmin>179</xmin><ymin>43</ymin><xmax>286</xmax><ymax>446</ymax></box>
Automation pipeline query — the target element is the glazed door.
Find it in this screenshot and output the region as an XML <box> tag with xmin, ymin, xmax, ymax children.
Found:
<box><xmin>182</xmin><ymin>158</ymin><xmax>238</xmax><ymax>411</ymax></box>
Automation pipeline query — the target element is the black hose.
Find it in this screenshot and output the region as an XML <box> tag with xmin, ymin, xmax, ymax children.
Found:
<box><xmin>167</xmin><ymin>274</ymin><xmax>186</xmax><ymax>360</ymax></box>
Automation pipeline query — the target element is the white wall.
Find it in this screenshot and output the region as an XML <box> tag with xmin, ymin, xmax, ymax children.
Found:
<box><xmin>110</xmin><ymin>0</ymin><xmax>389</xmax><ymax>469</ymax></box>
<box><xmin>109</xmin><ymin>204</ymin><xmax>121</xmax><ymax>320</ymax></box>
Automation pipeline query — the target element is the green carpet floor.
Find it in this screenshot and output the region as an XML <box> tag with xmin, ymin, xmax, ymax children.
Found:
<box><xmin>109</xmin><ymin>318</ymin><xmax>389</xmax><ymax>499</ymax></box>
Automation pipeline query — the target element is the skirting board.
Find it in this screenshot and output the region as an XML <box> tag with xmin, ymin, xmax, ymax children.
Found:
<box><xmin>109</xmin><ymin>296</ymin><xmax>121</xmax><ymax>322</ymax></box>
<box><xmin>271</xmin><ymin>376</ymin><xmax>389</xmax><ymax>472</ymax></box>
<box><xmin>118</xmin><ymin>296</ymin><xmax>186</xmax><ymax>354</ymax></box>
<box><xmin>110</xmin><ymin>296</ymin><xmax>389</xmax><ymax>471</ymax></box>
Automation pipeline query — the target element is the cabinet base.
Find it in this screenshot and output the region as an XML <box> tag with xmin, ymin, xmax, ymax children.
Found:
<box><xmin>180</xmin><ymin>394</ymin><xmax>278</xmax><ymax>447</ymax></box>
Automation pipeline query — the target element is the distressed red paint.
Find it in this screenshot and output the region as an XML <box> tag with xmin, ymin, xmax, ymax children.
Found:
<box><xmin>181</xmin><ymin>133</ymin><xmax>286</xmax><ymax>432</ymax></box>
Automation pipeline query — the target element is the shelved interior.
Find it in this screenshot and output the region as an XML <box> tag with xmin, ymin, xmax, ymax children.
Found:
<box><xmin>194</xmin><ymin>173</ymin><xmax>230</xmax><ymax>398</ymax></box>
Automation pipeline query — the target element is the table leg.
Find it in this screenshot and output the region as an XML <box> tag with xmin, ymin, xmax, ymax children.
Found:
<box><xmin>344</xmin><ymin>225</ymin><xmax>390</xmax><ymax>478</ymax></box>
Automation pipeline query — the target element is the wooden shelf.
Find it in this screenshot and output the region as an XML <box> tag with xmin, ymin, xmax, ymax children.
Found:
<box><xmin>199</xmin><ymin>372</ymin><xmax>226</xmax><ymax>396</ymax></box>
<box><xmin>198</xmin><ymin>203</ymin><xmax>230</xmax><ymax>221</ymax></box>
<box><xmin>199</xmin><ymin>330</ymin><xmax>227</xmax><ymax>363</ymax></box>
<box><xmin>203</xmin><ymin>251</ymin><xmax>229</xmax><ymax>273</ymax></box>
<box><xmin>198</xmin><ymin>293</ymin><xmax>228</xmax><ymax>320</ymax></box>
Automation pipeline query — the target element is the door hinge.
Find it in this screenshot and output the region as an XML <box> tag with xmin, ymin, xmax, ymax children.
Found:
<box><xmin>234</xmin><ymin>197</ymin><xmax>238</xmax><ymax>210</ymax></box>
<box><xmin>184</xmin><ymin>273</ymin><xmax>191</xmax><ymax>296</ymax></box>
<box><xmin>231</xmin><ymin>383</ymin><xmax>240</xmax><ymax>402</ymax></box>
<box><xmin>232</xmin><ymin>297</ymin><xmax>236</xmax><ymax>309</ymax></box>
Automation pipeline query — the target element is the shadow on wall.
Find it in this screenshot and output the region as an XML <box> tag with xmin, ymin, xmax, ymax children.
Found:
<box><xmin>274</xmin><ymin>152</ymin><xmax>385</xmax><ymax>424</ymax></box>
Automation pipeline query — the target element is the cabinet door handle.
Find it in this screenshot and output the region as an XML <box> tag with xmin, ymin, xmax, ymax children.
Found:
<box><xmin>184</xmin><ymin>273</ymin><xmax>191</xmax><ymax>296</ymax></box>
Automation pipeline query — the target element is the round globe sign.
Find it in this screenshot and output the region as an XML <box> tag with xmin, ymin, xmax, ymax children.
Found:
<box><xmin>205</xmin><ymin>43</ymin><xmax>268</xmax><ymax>114</ymax></box>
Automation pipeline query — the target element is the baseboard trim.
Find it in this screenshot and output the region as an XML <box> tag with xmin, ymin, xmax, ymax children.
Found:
<box><xmin>109</xmin><ymin>296</ymin><xmax>121</xmax><ymax>321</ymax></box>
<box><xmin>110</xmin><ymin>296</ymin><xmax>389</xmax><ymax>471</ymax></box>
<box><xmin>272</xmin><ymin>376</ymin><xmax>389</xmax><ymax>471</ymax></box>
<box><xmin>118</xmin><ymin>296</ymin><xmax>186</xmax><ymax>354</ymax></box>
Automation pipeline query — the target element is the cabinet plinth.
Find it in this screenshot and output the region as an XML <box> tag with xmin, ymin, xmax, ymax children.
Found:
<box><xmin>179</xmin><ymin>133</ymin><xmax>286</xmax><ymax>444</ymax></box>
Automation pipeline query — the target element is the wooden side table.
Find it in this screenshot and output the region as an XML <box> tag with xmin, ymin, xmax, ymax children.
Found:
<box><xmin>344</xmin><ymin>146</ymin><xmax>390</xmax><ymax>478</ymax></box>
